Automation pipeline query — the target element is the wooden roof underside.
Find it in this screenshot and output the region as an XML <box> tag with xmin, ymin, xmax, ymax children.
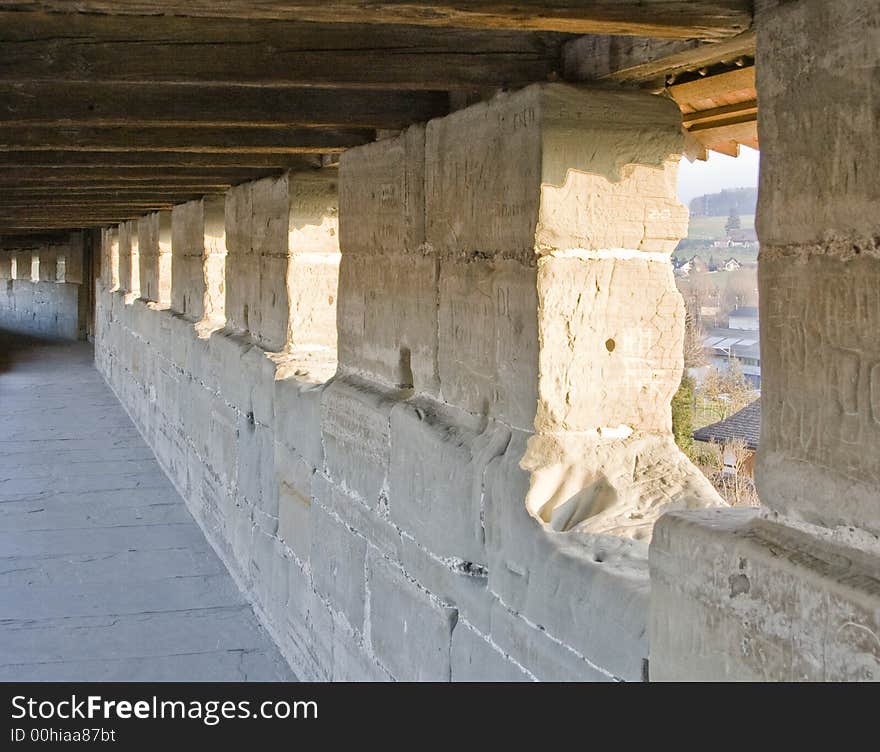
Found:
<box><xmin>0</xmin><ymin>1</ymin><xmax>757</xmax><ymax>236</ymax></box>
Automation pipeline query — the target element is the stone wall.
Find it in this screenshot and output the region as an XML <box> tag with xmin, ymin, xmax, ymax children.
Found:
<box><xmin>650</xmin><ymin>0</ymin><xmax>880</xmax><ymax>681</ymax></box>
<box><xmin>95</xmin><ymin>84</ymin><xmax>719</xmax><ymax>681</ymax></box>
<box><xmin>0</xmin><ymin>233</ymin><xmax>86</xmax><ymax>340</ymax></box>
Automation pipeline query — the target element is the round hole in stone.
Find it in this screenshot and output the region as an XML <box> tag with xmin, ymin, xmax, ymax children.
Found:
<box><xmin>605</xmin><ymin>338</ymin><xmax>616</xmax><ymax>353</ymax></box>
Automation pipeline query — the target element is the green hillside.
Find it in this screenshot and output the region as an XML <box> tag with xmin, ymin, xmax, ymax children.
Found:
<box><xmin>687</xmin><ymin>213</ymin><xmax>755</xmax><ymax>241</ymax></box>
<box><xmin>674</xmin><ymin>213</ymin><xmax>758</xmax><ymax>264</ymax></box>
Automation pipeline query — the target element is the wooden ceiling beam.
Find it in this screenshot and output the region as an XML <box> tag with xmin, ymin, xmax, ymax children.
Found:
<box><xmin>666</xmin><ymin>65</ymin><xmax>756</xmax><ymax>111</ymax></box>
<box><xmin>0</xmin><ymin>126</ymin><xmax>373</xmax><ymax>153</ymax></box>
<box><xmin>0</xmin><ymin>187</ymin><xmax>236</xmax><ymax>197</ymax></box>
<box><xmin>0</xmin><ymin>12</ymin><xmax>566</xmax><ymax>90</ymax></box>
<box><xmin>0</xmin><ymin>231</ymin><xmax>80</xmax><ymax>246</ymax></box>
<box><xmin>0</xmin><ymin>167</ymin><xmax>291</xmax><ymax>184</ymax></box>
<box><xmin>563</xmin><ymin>29</ymin><xmax>754</xmax><ymax>84</ymax></box>
<box><xmin>0</xmin><ymin>83</ymin><xmax>449</xmax><ymax>130</ymax></box>
<box><xmin>0</xmin><ymin>153</ymin><xmax>324</xmax><ymax>169</ymax></box>
<box><xmin>0</xmin><ymin>2</ymin><xmax>752</xmax><ymax>39</ymax></box>
<box><xmin>0</xmin><ymin>202</ymin><xmax>184</xmax><ymax>209</ymax></box>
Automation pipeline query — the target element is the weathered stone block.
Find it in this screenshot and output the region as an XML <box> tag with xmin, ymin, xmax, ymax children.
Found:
<box><xmin>524</xmin><ymin>430</ymin><xmax>720</xmax><ymax>540</ymax></box>
<box><xmin>251</xmin><ymin>174</ymin><xmax>289</xmax><ymax>256</ymax></box>
<box><xmin>249</xmin><ymin>527</ymin><xmax>289</xmax><ymax>630</ymax></box>
<box><xmin>224</xmin><ymin>253</ymin><xmax>259</xmax><ymax>338</ymax></box>
<box><xmin>137</xmin><ymin>212</ymin><xmax>159</xmax><ymax>303</ymax></box>
<box><xmin>751</xmin><ymin>0</ymin><xmax>880</xmax><ymax>541</ymax></box>
<box><xmin>237</xmin><ymin>419</ymin><xmax>276</xmax><ymax>520</ymax></box>
<box><xmin>165</xmin><ymin>313</ymin><xmax>200</xmax><ymax>378</ymax></box>
<box><xmin>117</xmin><ymin>221</ymin><xmax>138</xmax><ymax>296</ymax></box>
<box><xmin>437</xmin><ymin>258</ymin><xmax>537</xmax><ymax>429</ymax></box>
<box><xmin>483</xmin><ymin>431</ymin><xmax>650</xmax><ymax>681</ymax></box>
<box><xmin>312</xmin><ymin>473</ymin><xmax>401</xmax><ymax>562</ymax></box>
<box><xmin>389</xmin><ymin>398</ymin><xmax>510</xmax><ymax>565</ymax></box>
<box><xmin>171</xmin><ymin>256</ymin><xmax>203</xmax><ymax>322</ymax></box>
<box><xmin>536</xmin><ymin>255</ymin><xmax>684</xmax><ymax>433</ymax></box>
<box><xmin>171</xmin><ymin>200</ymin><xmax>205</xmax><ymax>321</ymax></box>
<box><xmin>153</xmin><ymin>414</ymin><xmax>188</xmax><ymax>496</ymax></box>
<box><xmin>426</xmin><ymin>83</ymin><xmax>686</xmax><ymax>261</ymax></box>
<box><xmin>288</xmin><ymin>253</ymin><xmax>339</xmax><ymax>356</ymax></box>
<box><xmin>310</xmin><ymin>503</ymin><xmax>367</xmax><ymax>633</ymax></box>
<box><xmin>256</xmin><ymin>253</ymin><xmax>290</xmax><ymax>352</ymax></box>
<box><xmin>487</xmin><ymin>600</ymin><xmax>613</xmax><ymax>681</ymax></box>
<box><xmin>225</xmin><ymin>179</ymin><xmax>254</xmax><ymax>256</ymax></box>
<box><xmin>64</xmin><ymin>232</ymin><xmax>85</xmax><ymax>284</ymax></box>
<box><xmin>274</xmin><ymin>374</ymin><xmax>326</xmax><ymax>471</ymax></box>
<box><xmin>336</xmin><ymin>127</ymin><xmax>437</xmax><ymax>392</ymax></box>
<box><xmin>758</xmin><ymin>254</ymin><xmax>880</xmax><ymax>536</ymax></box>
<box><xmin>225</xmin><ymin>494</ymin><xmax>256</xmax><ymax>583</ymax></box>
<box><xmin>339</xmin><ymin>125</ymin><xmax>425</xmax><ymax>255</ymax></box>
<box><xmin>38</xmin><ymin>245</ymin><xmax>56</xmax><ymax>282</ymax></box>
<box><xmin>332</xmin><ymin>628</ymin><xmax>392</xmax><ymax>682</ymax></box>
<box><xmin>240</xmin><ymin>344</ymin><xmax>277</xmax><ymax>426</ymax></box>
<box><xmin>11</xmin><ymin>253</ymin><xmax>23</xmax><ymax>283</ymax></box>
<box><xmin>286</xmin><ymin>560</ymin><xmax>332</xmax><ymax>680</ymax></box>
<box><xmin>337</xmin><ymin>251</ymin><xmax>438</xmax><ymax>394</ymax></box>
<box><xmin>321</xmin><ymin>375</ymin><xmax>403</xmax><ymax>506</ymax></box>
<box><xmin>225</xmin><ymin>174</ymin><xmax>298</xmax><ymax>351</ymax></box>
<box><xmin>137</xmin><ymin>211</ymin><xmax>172</xmax><ymax>307</ymax></box>
<box><xmin>651</xmin><ymin>508</ymin><xmax>880</xmax><ymax>681</ymax></box>
<box><xmin>366</xmin><ymin>548</ymin><xmax>458</xmax><ymax>681</ymax></box>
<box><xmin>208</xmin><ymin>329</ymin><xmax>252</xmax><ymax>412</ymax></box>
<box><xmin>206</xmin><ymin>399</ymin><xmax>239</xmax><ymax>489</ymax></box>
<box><xmin>276</xmin><ymin>445</ymin><xmax>313</xmax><ymax>561</ymax></box>
<box><xmin>288</xmin><ymin>170</ymin><xmax>339</xmax><ymax>255</ymax></box>
<box><xmin>757</xmin><ymin>0</ymin><xmax>880</xmax><ymax>247</ymax></box>
<box><xmin>393</xmin><ymin>531</ymin><xmax>492</xmax><ymax>635</ymax></box>
<box><xmin>156</xmin><ymin>212</ymin><xmax>172</xmax><ymax>308</ymax></box>
<box><xmin>202</xmin><ymin>196</ymin><xmax>227</xmax><ymax>326</ymax></box>
<box><xmin>450</xmin><ymin>621</ymin><xmax>532</xmax><ymax>682</ymax></box>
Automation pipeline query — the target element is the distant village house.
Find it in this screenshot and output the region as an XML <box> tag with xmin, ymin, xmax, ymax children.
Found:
<box><xmin>692</xmin><ymin>399</ymin><xmax>761</xmax><ymax>478</ymax></box>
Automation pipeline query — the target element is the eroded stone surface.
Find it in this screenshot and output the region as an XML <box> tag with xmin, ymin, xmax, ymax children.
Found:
<box><xmin>88</xmin><ymin>84</ymin><xmax>724</xmax><ymax>682</ymax></box>
<box><xmin>651</xmin><ymin>509</ymin><xmax>880</xmax><ymax>681</ymax></box>
<box><xmin>0</xmin><ymin>234</ymin><xmax>87</xmax><ymax>340</ymax></box>
<box><xmin>650</xmin><ymin>0</ymin><xmax>880</xmax><ymax>683</ymax></box>
<box><xmin>137</xmin><ymin>211</ymin><xmax>172</xmax><ymax>308</ymax></box>
<box><xmin>426</xmin><ymin>84</ymin><xmax>687</xmax><ymax>260</ymax></box>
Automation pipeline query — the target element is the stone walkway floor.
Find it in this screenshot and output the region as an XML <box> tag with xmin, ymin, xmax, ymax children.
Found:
<box><xmin>0</xmin><ymin>331</ymin><xmax>295</xmax><ymax>681</ymax></box>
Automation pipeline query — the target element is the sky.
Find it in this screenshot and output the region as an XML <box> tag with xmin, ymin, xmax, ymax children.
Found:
<box><xmin>677</xmin><ymin>146</ymin><xmax>760</xmax><ymax>206</ymax></box>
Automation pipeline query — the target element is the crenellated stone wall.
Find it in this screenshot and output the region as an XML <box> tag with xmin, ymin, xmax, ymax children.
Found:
<box><xmin>95</xmin><ymin>83</ymin><xmax>719</xmax><ymax>681</ymax></box>
<box><xmin>137</xmin><ymin>210</ymin><xmax>172</xmax><ymax>309</ymax></box>
<box><xmin>0</xmin><ymin>232</ymin><xmax>86</xmax><ymax>340</ymax></box>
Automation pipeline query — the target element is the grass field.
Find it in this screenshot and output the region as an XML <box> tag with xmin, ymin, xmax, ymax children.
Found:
<box><xmin>687</xmin><ymin>213</ymin><xmax>755</xmax><ymax>241</ymax></box>
<box><xmin>675</xmin><ymin>246</ymin><xmax>759</xmax><ymax>265</ymax></box>
<box><xmin>674</xmin><ymin>213</ymin><xmax>758</xmax><ymax>264</ymax></box>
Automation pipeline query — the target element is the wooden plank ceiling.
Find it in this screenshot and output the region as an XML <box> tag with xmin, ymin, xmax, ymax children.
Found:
<box><xmin>670</xmin><ymin>66</ymin><xmax>757</xmax><ymax>158</ymax></box>
<box><xmin>0</xmin><ymin>2</ymin><xmax>756</xmax><ymax>236</ymax></box>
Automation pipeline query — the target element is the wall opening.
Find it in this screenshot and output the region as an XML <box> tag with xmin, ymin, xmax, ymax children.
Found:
<box><xmin>673</xmin><ymin>146</ymin><xmax>761</xmax><ymax>508</ymax></box>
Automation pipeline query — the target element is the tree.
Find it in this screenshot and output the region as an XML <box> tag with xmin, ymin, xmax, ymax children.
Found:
<box><xmin>720</xmin><ymin>268</ymin><xmax>758</xmax><ymax>318</ymax></box>
<box><xmin>719</xmin><ymin>438</ymin><xmax>762</xmax><ymax>507</ymax></box>
<box><xmin>681</xmin><ymin>272</ymin><xmax>717</xmax><ymax>323</ymax></box>
<box><xmin>672</xmin><ymin>374</ymin><xmax>696</xmax><ymax>455</ymax></box>
<box><xmin>700</xmin><ymin>359</ymin><xmax>754</xmax><ymax>420</ymax></box>
<box><xmin>725</xmin><ymin>205</ymin><xmax>741</xmax><ymax>233</ymax></box>
<box><xmin>683</xmin><ymin>309</ymin><xmax>706</xmax><ymax>369</ymax></box>
<box><xmin>724</xmin><ymin>358</ymin><xmax>753</xmax><ymax>412</ymax></box>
